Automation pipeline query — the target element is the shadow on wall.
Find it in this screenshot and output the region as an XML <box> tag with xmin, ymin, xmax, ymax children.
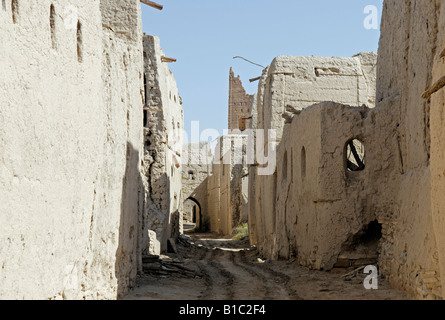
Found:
<box><xmin>115</xmin><ymin>142</ymin><xmax>144</xmax><ymax>299</ymax></box>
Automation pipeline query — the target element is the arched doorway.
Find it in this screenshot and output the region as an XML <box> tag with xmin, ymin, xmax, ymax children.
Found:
<box><xmin>183</xmin><ymin>197</ymin><xmax>202</xmax><ymax>232</ymax></box>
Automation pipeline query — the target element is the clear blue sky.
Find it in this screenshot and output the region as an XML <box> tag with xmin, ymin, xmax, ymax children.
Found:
<box><xmin>141</xmin><ymin>0</ymin><xmax>383</xmax><ymax>142</ymax></box>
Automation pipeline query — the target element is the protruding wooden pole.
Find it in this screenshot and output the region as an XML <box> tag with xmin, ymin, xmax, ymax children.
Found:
<box><xmin>161</xmin><ymin>56</ymin><xmax>177</xmax><ymax>63</ymax></box>
<box><xmin>140</xmin><ymin>0</ymin><xmax>163</xmax><ymax>11</ymax></box>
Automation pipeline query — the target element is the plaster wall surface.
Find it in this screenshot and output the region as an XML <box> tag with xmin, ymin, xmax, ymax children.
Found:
<box><xmin>376</xmin><ymin>0</ymin><xmax>442</xmax><ymax>299</ymax></box>
<box><xmin>250</xmin><ymin>53</ymin><xmax>377</xmax><ymax>258</ymax></box>
<box><xmin>0</xmin><ymin>0</ymin><xmax>144</xmax><ymax>299</ymax></box>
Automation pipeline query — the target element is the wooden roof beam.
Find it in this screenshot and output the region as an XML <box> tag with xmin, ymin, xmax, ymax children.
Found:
<box><xmin>140</xmin><ymin>0</ymin><xmax>163</xmax><ymax>11</ymax></box>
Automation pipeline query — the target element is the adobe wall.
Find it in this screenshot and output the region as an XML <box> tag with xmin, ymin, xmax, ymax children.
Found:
<box><xmin>251</xmin><ymin>53</ymin><xmax>378</xmax><ymax>258</ymax></box>
<box><xmin>249</xmin><ymin>0</ymin><xmax>445</xmax><ymax>300</ymax></box>
<box><xmin>376</xmin><ymin>0</ymin><xmax>442</xmax><ymax>299</ymax></box>
<box><xmin>0</xmin><ymin>0</ymin><xmax>144</xmax><ymax>299</ymax></box>
<box><xmin>206</xmin><ymin>134</ymin><xmax>248</xmax><ymax>235</ymax></box>
<box><xmin>142</xmin><ymin>35</ymin><xmax>184</xmax><ymax>254</ymax></box>
<box><xmin>274</xmin><ymin>103</ymin><xmax>394</xmax><ymax>270</ymax></box>
<box><xmin>430</xmin><ymin>0</ymin><xmax>445</xmax><ymax>300</ymax></box>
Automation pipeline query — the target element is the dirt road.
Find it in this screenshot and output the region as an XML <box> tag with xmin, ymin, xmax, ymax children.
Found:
<box><xmin>123</xmin><ymin>232</ymin><xmax>408</xmax><ymax>300</ymax></box>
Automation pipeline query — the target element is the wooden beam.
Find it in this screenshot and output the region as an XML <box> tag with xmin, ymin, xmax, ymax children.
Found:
<box><xmin>161</xmin><ymin>56</ymin><xmax>176</xmax><ymax>63</ymax></box>
<box><xmin>140</xmin><ymin>0</ymin><xmax>163</xmax><ymax>11</ymax></box>
<box><xmin>422</xmin><ymin>75</ymin><xmax>445</xmax><ymax>99</ymax></box>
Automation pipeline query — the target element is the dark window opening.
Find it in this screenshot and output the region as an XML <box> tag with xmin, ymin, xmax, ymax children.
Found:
<box><xmin>11</xmin><ymin>0</ymin><xmax>18</xmax><ymax>24</ymax></box>
<box><xmin>144</xmin><ymin>73</ymin><xmax>148</xmax><ymax>106</ymax></box>
<box><xmin>76</xmin><ymin>20</ymin><xmax>83</xmax><ymax>63</ymax></box>
<box><xmin>50</xmin><ymin>4</ymin><xmax>56</xmax><ymax>49</ymax></box>
<box><xmin>188</xmin><ymin>170</ymin><xmax>195</xmax><ymax>180</ymax></box>
<box><xmin>143</xmin><ymin>110</ymin><xmax>148</xmax><ymax>128</ymax></box>
<box><xmin>301</xmin><ymin>147</ymin><xmax>306</xmax><ymax>180</ymax></box>
<box><xmin>346</xmin><ymin>139</ymin><xmax>365</xmax><ymax>172</ymax></box>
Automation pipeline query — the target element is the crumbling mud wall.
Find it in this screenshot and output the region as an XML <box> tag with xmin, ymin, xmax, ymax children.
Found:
<box><xmin>250</xmin><ymin>53</ymin><xmax>378</xmax><ymax>258</ymax></box>
<box><xmin>274</xmin><ymin>102</ymin><xmax>393</xmax><ymax>271</ymax></box>
<box><xmin>182</xmin><ymin>142</ymin><xmax>212</xmax><ymax>229</ymax></box>
<box><xmin>228</xmin><ymin>68</ymin><xmax>254</xmax><ymax>131</ymax></box>
<box><xmin>375</xmin><ymin>0</ymin><xmax>442</xmax><ymax>299</ymax></box>
<box><xmin>142</xmin><ymin>35</ymin><xmax>184</xmax><ymax>254</ymax></box>
<box><xmin>0</xmin><ymin>0</ymin><xmax>144</xmax><ymax>299</ymax></box>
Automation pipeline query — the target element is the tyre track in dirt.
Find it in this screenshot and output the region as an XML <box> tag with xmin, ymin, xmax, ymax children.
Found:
<box><xmin>195</xmin><ymin>246</ymin><xmax>235</xmax><ymax>300</ymax></box>
<box><xmin>239</xmin><ymin>250</ymin><xmax>303</xmax><ymax>300</ymax></box>
<box><xmin>195</xmin><ymin>248</ymin><xmax>214</xmax><ymax>299</ymax></box>
<box><xmin>230</xmin><ymin>250</ymin><xmax>274</xmax><ymax>299</ymax></box>
<box><xmin>123</xmin><ymin>233</ymin><xmax>409</xmax><ymax>300</ymax></box>
<box><xmin>216</xmin><ymin>250</ymin><xmax>269</xmax><ymax>300</ymax></box>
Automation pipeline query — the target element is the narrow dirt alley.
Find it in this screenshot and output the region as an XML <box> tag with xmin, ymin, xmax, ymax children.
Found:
<box><xmin>123</xmin><ymin>232</ymin><xmax>409</xmax><ymax>300</ymax></box>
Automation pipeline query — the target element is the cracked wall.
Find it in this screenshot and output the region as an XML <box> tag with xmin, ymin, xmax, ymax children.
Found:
<box><xmin>0</xmin><ymin>0</ymin><xmax>144</xmax><ymax>299</ymax></box>
<box><xmin>142</xmin><ymin>34</ymin><xmax>184</xmax><ymax>254</ymax></box>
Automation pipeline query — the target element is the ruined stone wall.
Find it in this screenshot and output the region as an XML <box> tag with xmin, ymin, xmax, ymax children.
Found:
<box><xmin>228</xmin><ymin>67</ymin><xmax>254</xmax><ymax>131</ymax></box>
<box><xmin>0</xmin><ymin>0</ymin><xmax>144</xmax><ymax>299</ymax></box>
<box><xmin>142</xmin><ymin>35</ymin><xmax>184</xmax><ymax>254</ymax></box>
<box><xmin>251</xmin><ymin>53</ymin><xmax>377</xmax><ymax>258</ymax></box>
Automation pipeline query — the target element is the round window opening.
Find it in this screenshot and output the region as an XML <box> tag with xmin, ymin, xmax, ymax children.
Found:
<box><xmin>346</xmin><ymin>139</ymin><xmax>365</xmax><ymax>172</ymax></box>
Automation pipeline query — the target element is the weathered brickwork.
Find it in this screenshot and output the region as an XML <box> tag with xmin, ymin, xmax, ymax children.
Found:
<box><xmin>228</xmin><ymin>68</ymin><xmax>254</xmax><ymax>131</ymax></box>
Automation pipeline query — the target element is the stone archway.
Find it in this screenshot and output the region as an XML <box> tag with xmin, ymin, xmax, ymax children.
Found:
<box><xmin>183</xmin><ymin>197</ymin><xmax>202</xmax><ymax>231</ymax></box>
